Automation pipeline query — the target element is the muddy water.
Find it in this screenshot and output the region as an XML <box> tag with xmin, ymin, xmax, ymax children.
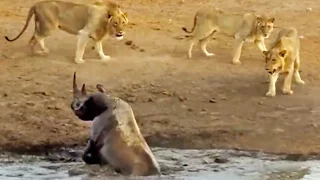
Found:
<box><xmin>1</xmin><ymin>148</ymin><xmax>320</xmax><ymax>180</ymax></box>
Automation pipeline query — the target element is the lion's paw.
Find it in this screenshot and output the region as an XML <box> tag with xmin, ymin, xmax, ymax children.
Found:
<box><xmin>266</xmin><ymin>91</ymin><xmax>276</xmax><ymax>97</ymax></box>
<box><xmin>282</xmin><ymin>89</ymin><xmax>293</xmax><ymax>95</ymax></box>
<box><xmin>296</xmin><ymin>80</ymin><xmax>305</xmax><ymax>85</ymax></box>
<box><xmin>75</xmin><ymin>58</ymin><xmax>86</xmax><ymax>64</ymax></box>
<box><xmin>232</xmin><ymin>60</ymin><xmax>241</xmax><ymax>65</ymax></box>
<box><xmin>35</xmin><ymin>50</ymin><xmax>49</xmax><ymax>56</ymax></box>
<box><xmin>206</xmin><ymin>53</ymin><xmax>215</xmax><ymax>57</ymax></box>
<box><xmin>101</xmin><ymin>55</ymin><xmax>111</xmax><ymax>61</ymax></box>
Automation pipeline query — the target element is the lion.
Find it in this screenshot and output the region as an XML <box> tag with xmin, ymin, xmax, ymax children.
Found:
<box><xmin>4</xmin><ymin>0</ymin><xmax>129</xmax><ymax>64</ymax></box>
<box><xmin>263</xmin><ymin>27</ymin><xmax>305</xmax><ymax>97</ymax></box>
<box><xmin>182</xmin><ymin>7</ymin><xmax>275</xmax><ymax>64</ymax></box>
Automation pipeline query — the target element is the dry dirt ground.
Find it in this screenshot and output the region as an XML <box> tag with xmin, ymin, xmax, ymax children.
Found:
<box><xmin>0</xmin><ymin>0</ymin><xmax>320</xmax><ymax>154</ymax></box>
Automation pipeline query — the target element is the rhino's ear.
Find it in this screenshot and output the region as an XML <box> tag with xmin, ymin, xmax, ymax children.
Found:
<box><xmin>73</xmin><ymin>72</ymin><xmax>80</xmax><ymax>97</ymax></box>
<box><xmin>81</xmin><ymin>84</ymin><xmax>88</xmax><ymax>96</ymax></box>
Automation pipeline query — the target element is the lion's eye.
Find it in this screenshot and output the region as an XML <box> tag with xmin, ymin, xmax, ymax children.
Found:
<box><xmin>268</xmin><ymin>25</ymin><xmax>271</xmax><ymax>28</ymax></box>
<box><xmin>114</xmin><ymin>22</ymin><xmax>118</xmax><ymax>25</ymax></box>
<box><xmin>272</xmin><ymin>59</ymin><xmax>276</xmax><ymax>62</ymax></box>
<box><xmin>261</xmin><ymin>26</ymin><xmax>265</xmax><ymax>28</ymax></box>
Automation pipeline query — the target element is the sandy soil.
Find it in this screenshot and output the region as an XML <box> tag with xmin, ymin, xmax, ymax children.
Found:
<box><xmin>0</xmin><ymin>0</ymin><xmax>320</xmax><ymax>154</ymax></box>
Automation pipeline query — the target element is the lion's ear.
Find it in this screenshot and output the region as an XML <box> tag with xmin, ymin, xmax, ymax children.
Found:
<box><xmin>107</xmin><ymin>13</ymin><xmax>112</xmax><ymax>19</ymax></box>
<box><xmin>123</xmin><ymin>12</ymin><xmax>128</xmax><ymax>18</ymax></box>
<box><xmin>269</xmin><ymin>17</ymin><xmax>275</xmax><ymax>23</ymax></box>
<box><xmin>256</xmin><ymin>17</ymin><xmax>262</xmax><ymax>24</ymax></box>
<box><xmin>278</xmin><ymin>50</ymin><xmax>287</xmax><ymax>58</ymax></box>
<box><xmin>263</xmin><ymin>51</ymin><xmax>268</xmax><ymax>56</ymax></box>
<box><xmin>122</xmin><ymin>12</ymin><xmax>129</xmax><ymax>23</ymax></box>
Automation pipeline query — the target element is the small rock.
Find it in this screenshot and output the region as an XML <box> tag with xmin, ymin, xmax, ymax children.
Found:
<box><xmin>284</xmin><ymin>154</ymin><xmax>309</xmax><ymax>161</ymax></box>
<box><xmin>33</xmin><ymin>91</ymin><xmax>49</xmax><ymax>96</ymax></box>
<box><xmin>68</xmin><ymin>167</ymin><xmax>88</xmax><ymax>176</ymax></box>
<box><xmin>308</xmin><ymin>123</ymin><xmax>318</xmax><ymax>128</ymax></box>
<box><xmin>188</xmin><ymin>169</ymin><xmax>200</xmax><ymax>172</ymax></box>
<box><xmin>220</xmin><ymin>96</ymin><xmax>227</xmax><ymax>100</ymax></box>
<box><xmin>214</xmin><ymin>157</ymin><xmax>229</xmax><ymax>164</ymax></box>
<box><xmin>306</xmin><ymin>8</ymin><xmax>312</xmax><ymax>12</ymax></box>
<box><xmin>131</xmin><ymin>44</ymin><xmax>139</xmax><ymax>50</ymax></box>
<box><xmin>274</xmin><ymin>128</ymin><xmax>285</xmax><ymax>133</ymax></box>
<box><xmin>125</xmin><ymin>40</ymin><xmax>133</xmax><ymax>46</ymax></box>
<box><xmin>151</xmin><ymin>27</ymin><xmax>161</xmax><ymax>31</ymax></box>
<box><xmin>26</xmin><ymin>101</ymin><xmax>35</xmax><ymax>106</ymax></box>
<box><xmin>178</xmin><ymin>96</ymin><xmax>187</xmax><ymax>102</ymax></box>
<box><xmin>3</xmin><ymin>93</ymin><xmax>8</xmax><ymax>97</ymax></box>
<box><xmin>258</xmin><ymin>101</ymin><xmax>263</xmax><ymax>105</ymax></box>
<box><xmin>209</xmin><ymin>98</ymin><xmax>216</xmax><ymax>103</ymax></box>
<box><xmin>47</xmin><ymin>105</ymin><xmax>61</xmax><ymax>110</ymax></box>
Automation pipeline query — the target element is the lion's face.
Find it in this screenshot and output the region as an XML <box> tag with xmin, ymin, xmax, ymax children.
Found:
<box><xmin>108</xmin><ymin>12</ymin><xmax>129</xmax><ymax>41</ymax></box>
<box><xmin>263</xmin><ymin>49</ymin><xmax>287</xmax><ymax>75</ymax></box>
<box><xmin>257</xmin><ymin>17</ymin><xmax>275</xmax><ymax>38</ymax></box>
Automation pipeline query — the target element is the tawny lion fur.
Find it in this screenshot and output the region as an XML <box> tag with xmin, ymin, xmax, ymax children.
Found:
<box><xmin>182</xmin><ymin>7</ymin><xmax>275</xmax><ymax>64</ymax></box>
<box><xmin>263</xmin><ymin>27</ymin><xmax>305</xmax><ymax>97</ymax></box>
<box><xmin>4</xmin><ymin>0</ymin><xmax>128</xmax><ymax>64</ymax></box>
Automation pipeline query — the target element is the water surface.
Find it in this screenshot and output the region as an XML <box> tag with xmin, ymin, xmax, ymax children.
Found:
<box><xmin>1</xmin><ymin>148</ymin><xmax>320</xmax><ymax>180</ymax></box>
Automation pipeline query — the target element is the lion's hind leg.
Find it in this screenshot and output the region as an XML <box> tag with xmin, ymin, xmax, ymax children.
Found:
<box><xmin>33</xmin><ymin>35</ymin><xmax>50</xmax><ymax>55</ymax></box>
<box><xmin>31</xmin><ymin>14</ymin><xmax>58</xmax><ymax>55</ymax></box>
<box><xmin>199</xmin><ymin>30</ymin><xmax>217</xmax><ymax>58</ymax></box>
<box><xmin>187</xmin><ymin>39</ymin><xmax>196</xmax><ymax>59</ymax></box>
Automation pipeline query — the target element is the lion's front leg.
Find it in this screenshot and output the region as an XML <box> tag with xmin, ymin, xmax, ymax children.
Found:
<box><xmin>95</xmin><ymin>41</ymin><xmax>111</xmax><ymax>62</ymax></box>
<box><xmin>254</xmin><ymin>39</ymin><xmax>267</xmax><ymax>52</ymax></box>
<box><xmin>282</xmin><ymin>69</ymin><xmax>294</xmax><ymax>95</ymax></box>
<box><xmin>266</xmin><ymin>72</ymin><xmax>279</xmax><ymax>97</ymax></box>
<box><xmin>232</xmin><ymin>38</ymin><xmax>244</xmax><ymax>64</ymax></box>
<box><xmin>75</xmin><ymin>32</ymin><xmax>90</xmax><ymax>64</ymax></box>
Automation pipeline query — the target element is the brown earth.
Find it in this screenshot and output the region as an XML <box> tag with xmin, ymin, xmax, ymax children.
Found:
<box><xmin>0</xmin><ymin>0</ymin><xmax>320</xmax><ymax>155</ymax></box>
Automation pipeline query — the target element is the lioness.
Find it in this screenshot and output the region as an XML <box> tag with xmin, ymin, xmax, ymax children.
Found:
<box><xmin>263</xmin><ymin>28</ymin><xmax>305</xmax><ymax>97</ymax></box>
<box><xmin>4</xmin><ymin>0</ymin><xmax>128</xmax><ymax>64</ymax></box>
<box><xmin>182</xmin><ymin>7</ymin><xmax>275</xmax><ymax>64</ymax></box>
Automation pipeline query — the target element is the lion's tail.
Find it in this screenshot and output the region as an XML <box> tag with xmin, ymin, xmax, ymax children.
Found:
<box><xmin>5</xmin><ymin>6</ymin><xmax>35</xmax><ymax>42</ymax></box>
<box><xmin>182</xmin><ymin>15</ymin><xmax>197</xmax><ymax>34</ymax></box>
